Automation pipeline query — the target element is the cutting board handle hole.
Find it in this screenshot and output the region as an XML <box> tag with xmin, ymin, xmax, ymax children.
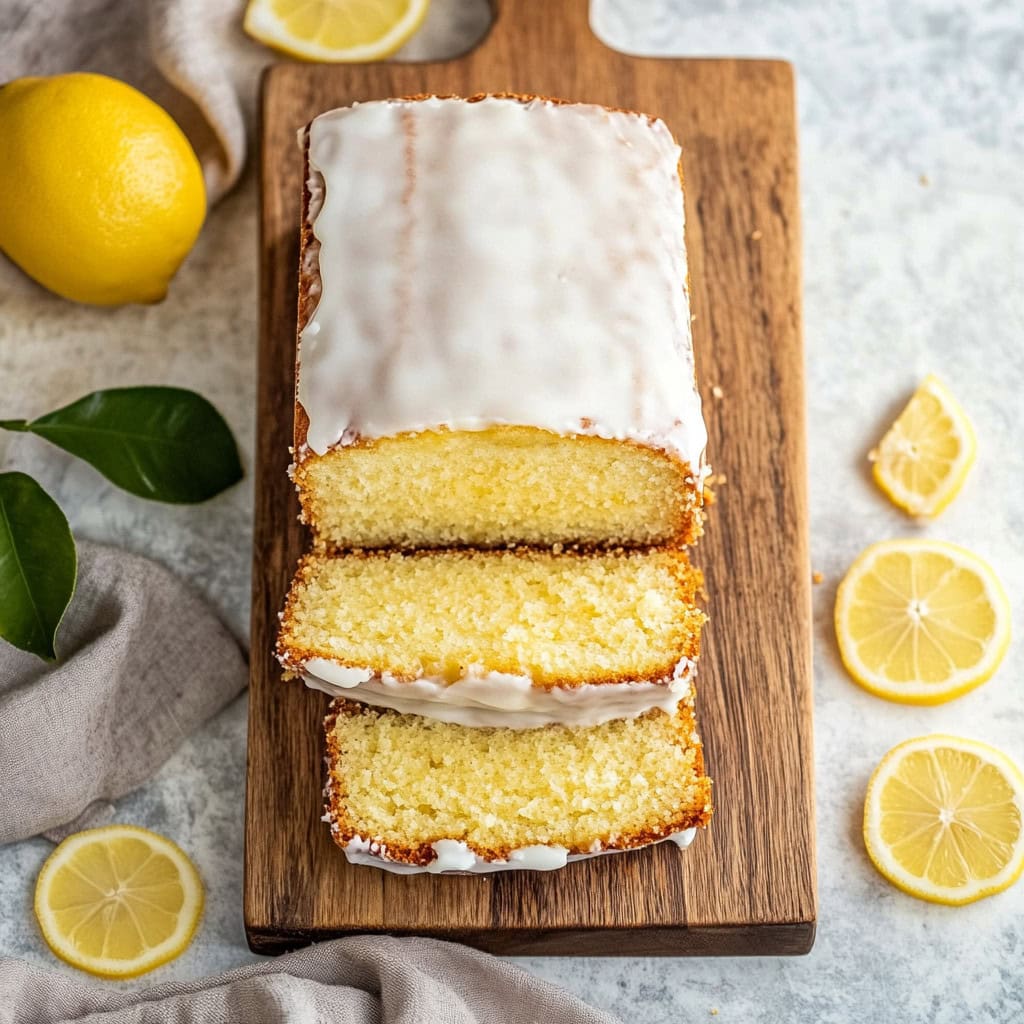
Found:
<box><xmin>474</xmin><ymin>0</ymin><xmax>601</xmax><ymax>60</ymax></box>
<box><xmin>406</xmin><ymin>0</ymin><xmax>492</xmax><ymax>61</ymax></box>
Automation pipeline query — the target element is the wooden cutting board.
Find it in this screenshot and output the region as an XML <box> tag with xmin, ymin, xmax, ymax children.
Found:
<box><xmin>245</xmin><ymin>0</ymin><xmax>815</xmax><ymax>956</ymax></box>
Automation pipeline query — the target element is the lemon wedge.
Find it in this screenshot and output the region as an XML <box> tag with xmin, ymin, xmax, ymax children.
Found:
<box><xmin>835</xmin><ymin>539</ymin><xmax>1010</xmax><ymax>704</ymax></box>
<box><xmin>869</xmin><ymin>374</ymin><xmax>976</xmax><ymax>517</ymax></box>
<box><xmin>34</xmin><ymin>825</ymin><xmax>203</xmax><ymax>979</ymax></box>
<box><xmin>244</xmin><ymin>0</ymin><xmax>430</xmax><ymax>62</ymax></box>
<box><xmin>864</xmin><ymin>735</ymin><xmax>1024</xmax><ymax>905</ymax></box>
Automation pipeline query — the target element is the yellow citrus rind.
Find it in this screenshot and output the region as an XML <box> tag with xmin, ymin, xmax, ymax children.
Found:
<box><xmin>243</xmin><ymin>0</ymin><xmax>430</xmax><ymax>62</ymax></box>
<box><xmin>33</xmin><ymin>824</ymin><xmax>204</xmax><ymax>979</ymax></box>
<box><xmin>864</xmin><ymin>735</ymin><xmax>1024</xmax><ymax>905</ymax></box>
<box><xmin>0</xmin><ymin>73</ymin><xmax>205</xmax><ymax>306</ymax></box>
<box><xmin>869</xmin><ymin>374</ymin><xmax>976</xmax><ymax>517</ymax></box>
<box><xmin>835</xmin><ymin>539</ymin><xmax>1010</xmax><ymax>705</ymax></box>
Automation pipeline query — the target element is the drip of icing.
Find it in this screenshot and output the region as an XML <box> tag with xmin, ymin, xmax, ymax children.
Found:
<box><xmin>669</xmin><ymin>830</ymin><xmax>697</xmax><ymax>848</ymax></box>
<box><xmin>302</xmin><ymin>657</ymin><xmax>694</xmax><ymax>729</ymax></box>
<box><xmin>306</xmin><ymin>663</ymin><xmax>373</xmax><ymax>688</ymax></box>
<box><xmin>429</xmin><ymin>840</ymin><xmax>480</xmax><ymax>872</ymax></box>
<box><xmin>508</xmin><ymin>845</ymin><xmax>570</xmax><ymax>870</ymax></box>
<box><xmin>340</xmin><ymin>830</ymin><xmax>699</xmax><ymax>875</ymax></box>
<box><xmin>299</xmin><ymin>96</ymin><xmax>706</xmax><ymax>476</ymax></box>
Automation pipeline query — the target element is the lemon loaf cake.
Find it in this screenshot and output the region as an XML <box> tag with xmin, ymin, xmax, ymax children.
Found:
<box><xmin>293</xmin><ymin>94</ymin><xmax>708</xmax><ymax>551</ymax></box>
<box><xmin>278</xmin><ymin>547</ymin><xmax>705</xmax><ymax>728</ymax></box>
<box><xmin>324</xmin><ymin>697</ymin><xmax>713</xmax><ymax>872</ymax></box>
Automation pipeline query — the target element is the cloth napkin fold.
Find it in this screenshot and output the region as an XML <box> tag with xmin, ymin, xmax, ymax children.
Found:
<box><xmin>0</xmin><ymin>540</ymin><xmax>247</xmax><ymax>845</ymax></box>
<box><xmin>0</xmin><ymin>935</ymin><xmax>616</xmax><ymax>1024</ymax></box>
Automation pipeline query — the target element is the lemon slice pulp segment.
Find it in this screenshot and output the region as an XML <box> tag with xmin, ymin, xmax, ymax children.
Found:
<box><xmin>34</xmin><ymin>825</ymin><xmax>203</xmax><ymax>978</ymax></box>
<box><xmin>835</xmin><ymin>539</ymin><xmax>1010</xmax><ymax>704</ymax></box>
<box><xmin>864</xmin><ymin>735</ymin><xmax>1024</xmax><ymax>905</ymax></box>
<box><xmin>869</xmin><ymin>374</ymin><xmax>976</xmax><ymax>517</ymax></box>
<box><xmin>244</xmin><ymin>0</ymin><xmax>430</xmax><ymax>62</ymax></box>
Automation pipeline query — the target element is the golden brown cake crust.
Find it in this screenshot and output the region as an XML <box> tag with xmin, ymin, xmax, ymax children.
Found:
<box><xmin>323</xmin><ymin>698</ymin><xmax>713</xmax><ymax>868</ymax></box>
<box><xmin>275</xmin><ymin>547</ymin><xmax>706</xmax><ymax>689</ymax></box>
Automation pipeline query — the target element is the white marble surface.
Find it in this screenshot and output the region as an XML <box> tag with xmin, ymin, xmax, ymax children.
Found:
<box><xmin>2</xmin><ymin>0</ymin><xmax>1023</xmax><ymax>1020</ymax></box>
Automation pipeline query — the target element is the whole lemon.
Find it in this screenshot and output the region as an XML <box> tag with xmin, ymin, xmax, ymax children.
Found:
<box><xmin>0</xmin><ymin>73</ymin><xmax>206</xmax><ymax>305</ymax></box>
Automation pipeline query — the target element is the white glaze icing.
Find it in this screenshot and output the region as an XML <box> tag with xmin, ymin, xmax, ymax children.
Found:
<box><xmin>299</xmin><ymin>96</ymin><xmax>706</xmax><ymax>476</ymax></box>
<box><xmin>302</xmin><ymin>656</ymin><xmax>694</xmax><ymax>729</ymax></box>
<box><xmin>339</xmin><ymin>830</ymin><xmax>698</xmax><ymax>875</ymax></box>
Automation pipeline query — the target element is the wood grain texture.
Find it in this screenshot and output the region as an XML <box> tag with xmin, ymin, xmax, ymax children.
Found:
<box><xmin>245</xmin><ymin>0</ymin><xmax>815</xmax><ymax>956</ymax></box>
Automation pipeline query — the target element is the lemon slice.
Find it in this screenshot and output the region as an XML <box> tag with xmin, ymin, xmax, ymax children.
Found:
<box><xmin>34</xmin><ymin>825</ymin><xmax>203</xmax><ymax>979</ymax></box>
<box><xmin>244</xmin><ymin>0</ymin><xmax>430</xmax><ymax>62</ymax></box>
<box><xmin>835</xmin><ymin>539</ymin><xmax>1010</xmax><ymax>704</ymax></box>
<box><xmin>869</xmin><ymin>374</ymin><xmax>976</xmax><ymax>517</ymax></box>
<box><xmin>864</xmin><ymin>735</ymin><xmax>1024</xmax><ymax>905</ymax></box>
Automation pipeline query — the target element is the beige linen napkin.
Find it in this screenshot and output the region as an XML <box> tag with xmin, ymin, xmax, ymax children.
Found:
<box><xmin>0</xmin><ymin>540</ymin><xmax>247</xmax><ymax>844</ymax></box>
<box><xmin>0</xmin><ymin>935</ymin><xmax>617</xmax><ymax>1023</ymax></box>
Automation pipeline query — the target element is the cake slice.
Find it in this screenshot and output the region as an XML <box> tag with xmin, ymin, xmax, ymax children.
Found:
<box><xmin>277</xmin><ymin>547</ymin><xmax>706</xmax><ymax>728</ymax></box>
<box><xmin>324</xmin><ymin>697</ymin><xmax>713</xmax><ymax>873</ymax></box>
<box><xmin>293</xmin><ymin>94</ymin><xmax>708</xmax><ymax>551</ymax></box>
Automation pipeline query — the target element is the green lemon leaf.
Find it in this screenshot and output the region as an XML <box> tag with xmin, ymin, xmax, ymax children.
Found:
<box><xmin>0</xmin><ymin>472</ymin><xmax>77</xmax><ymax>660</ymax></box>
<box><xmin>8</xmin><ymin>387</ymin><xmax>244</xmax><ymax>504</ymax></box>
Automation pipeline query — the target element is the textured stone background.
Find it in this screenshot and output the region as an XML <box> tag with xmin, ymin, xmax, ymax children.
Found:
<box><xmin>2</xmin><ymin>0</ymin><xmax>1023</xmax><ymax>1020</ymax></box>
